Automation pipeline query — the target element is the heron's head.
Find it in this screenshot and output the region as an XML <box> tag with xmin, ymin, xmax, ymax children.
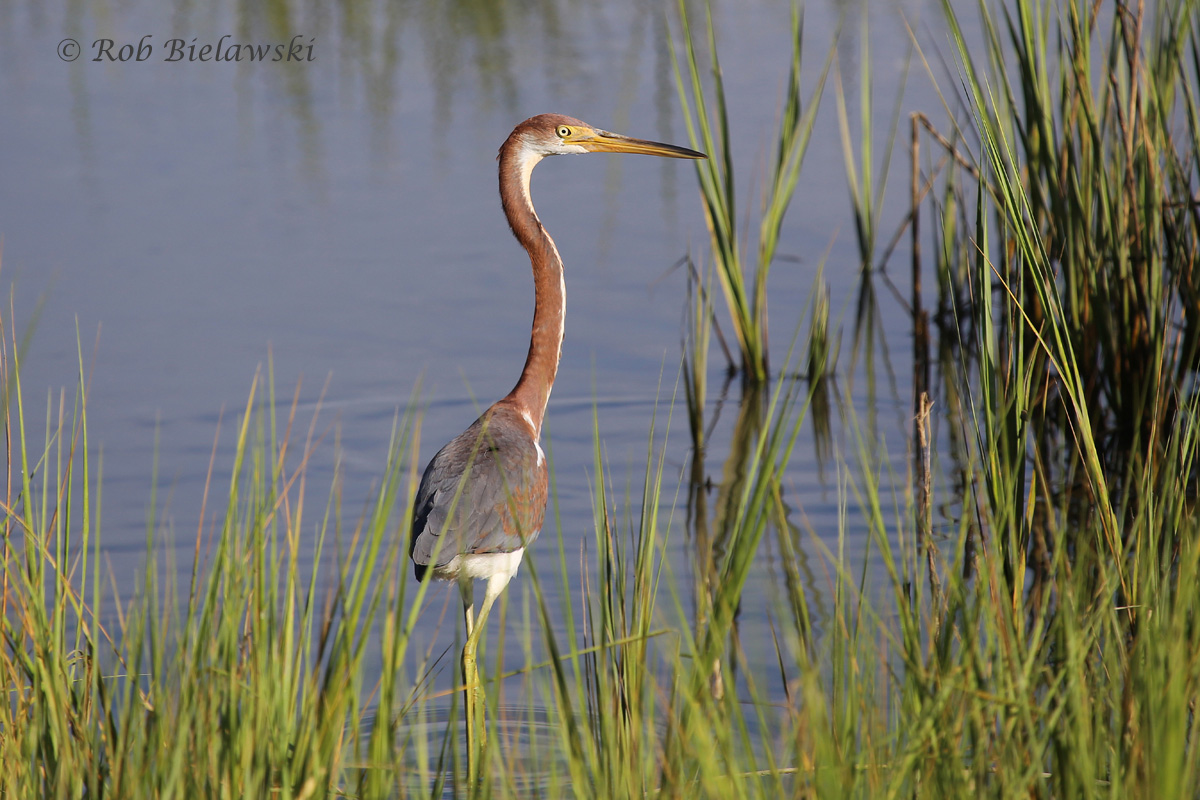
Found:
<box><xmin>504</xmin><ymin>114</ymin><xmax>706</xmax><ymax>161</ymax></box>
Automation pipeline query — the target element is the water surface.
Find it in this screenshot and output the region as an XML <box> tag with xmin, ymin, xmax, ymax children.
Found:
<box><xmin>1</xmin><ymin>0</ymin><xmax>950</xmax><ymax>695</ymax></box>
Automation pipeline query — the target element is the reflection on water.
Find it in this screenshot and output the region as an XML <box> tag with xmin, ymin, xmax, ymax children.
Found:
<box><xmin>41</xmin><ymin>0</ymin><xmax>689</xmax><ymax>177</ymax></box>
<box><xmin>363</xmin><ymin>704</ymin><xmax>575</xmax><ymax>796</ymax></box>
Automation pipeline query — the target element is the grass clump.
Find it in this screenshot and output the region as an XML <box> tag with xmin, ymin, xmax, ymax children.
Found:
<box><xmin>932</xmin><ymin>0</ymin><xmax>1200</xmax><ymax>525</ymax></box>
<box><xmin>0</xmin><ymin>323</ymin><xmax>424</xmax><ymax>797</ymax></box>
<box><xmin>671</xmin><ymin>0</ymin><xmax>831</xmax><ymax>385</ymax></box>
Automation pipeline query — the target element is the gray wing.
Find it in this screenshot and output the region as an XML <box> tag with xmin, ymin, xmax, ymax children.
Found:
<box><xmin>409</xmin><ymin>408</ymin><xmax>547</xmax><ymax>579</ymax></box>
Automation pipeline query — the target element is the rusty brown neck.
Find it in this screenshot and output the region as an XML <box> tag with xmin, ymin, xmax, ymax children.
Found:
<box><xmin>496</xmin><ymin>138</ymin><xmax>564</xmax><ymax>440</ymax></box>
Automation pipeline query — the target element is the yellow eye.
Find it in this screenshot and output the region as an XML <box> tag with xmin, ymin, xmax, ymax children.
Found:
<box><xmin>556</xmin><ymin>125</ymin><xmax>571</xmax><ymax>138</ymax></box>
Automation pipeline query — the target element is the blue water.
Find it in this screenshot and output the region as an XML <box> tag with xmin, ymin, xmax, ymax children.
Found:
<box><xmin>1</xmin><ymin>0</ymin><xmax>955</xmax><ymax>710</ymax></box>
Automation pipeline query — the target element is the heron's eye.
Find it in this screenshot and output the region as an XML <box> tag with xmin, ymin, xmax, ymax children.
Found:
<box><xmin>556</xmin><ymin>125</ymin><xmax>571</xmax><ymax>138</ymax></box>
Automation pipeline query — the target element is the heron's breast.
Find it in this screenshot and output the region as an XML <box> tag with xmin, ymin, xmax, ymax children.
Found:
<box><xmin>493</xmin><ymin>460</ymin><xmax>548</xmax><ymax>538</ymax></box>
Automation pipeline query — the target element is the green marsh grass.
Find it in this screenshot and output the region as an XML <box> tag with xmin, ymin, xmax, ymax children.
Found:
<box><xmin>2</xmin><ymin>283</ymin><xmax>1198</xmax><ymax>798</ymax></box>
<box><xmin>671</xmin><ymin>0</ymin><xmax>832</xmax><ymax>385</ymax></box>
<box><xmin>931</xmin><ymin>0</ymin><xmax>1200</xmax><ymax>529</ymax></box>
<box><xmin>834</xmin><ymin>6</ymin><xmax>909</xmax><ymax>277</ymax></box>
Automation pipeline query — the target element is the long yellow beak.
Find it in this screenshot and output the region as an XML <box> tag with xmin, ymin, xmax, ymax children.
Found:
<box><xmin>580</xmin><ymin>130</ymin><xmax>706</xmax><ymax>159</ymax></box>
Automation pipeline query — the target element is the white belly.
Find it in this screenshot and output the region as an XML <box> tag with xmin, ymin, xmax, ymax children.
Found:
<box><xmin>438</xmin><ymin>548</ymin><xmax>526</xmax><ymax>582</ymax></box>
<box><xmin>438</xmin><ymin>548</ymin><xmax>527</xmax><ymax>609</ymax></box>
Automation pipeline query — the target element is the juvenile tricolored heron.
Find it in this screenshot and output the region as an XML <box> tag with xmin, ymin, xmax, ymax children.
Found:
<box><xmin>408</xmin><ymin>115</ymin><xmax>703</xmax><ymax>743</ymax></box>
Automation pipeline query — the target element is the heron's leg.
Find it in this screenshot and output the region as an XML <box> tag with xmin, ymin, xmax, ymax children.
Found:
<box><xmin>467</xmin><ymin>581</ymin><xmax>501</xmax><ymax>651</ymax></box>
<box><xmin>460</xmin><ymin>579</ymin><xmax>486</xmax><ymax>782</ymax></box>
<box><xmin>462</xmin><ymin>581</ymin><xmax>476</xmax><ymax>643</ymax></box>
<box><xmin>460</xmin><ymin>579</ymin><xmax>482</xmax><ymax>700</ymax></box>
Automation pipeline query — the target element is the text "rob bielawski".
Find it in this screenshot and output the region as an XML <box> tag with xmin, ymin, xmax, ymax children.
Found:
<box><xmin>78</xmin><ymin>35</ymin><xmax>316</xmax><ymax>63</ymax></box>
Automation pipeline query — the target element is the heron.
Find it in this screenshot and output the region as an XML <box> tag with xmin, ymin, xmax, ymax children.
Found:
<box><xmin>407</xmin><ymin>113</ymin><xmax>703</xmax><ymax>764</ymax></box>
